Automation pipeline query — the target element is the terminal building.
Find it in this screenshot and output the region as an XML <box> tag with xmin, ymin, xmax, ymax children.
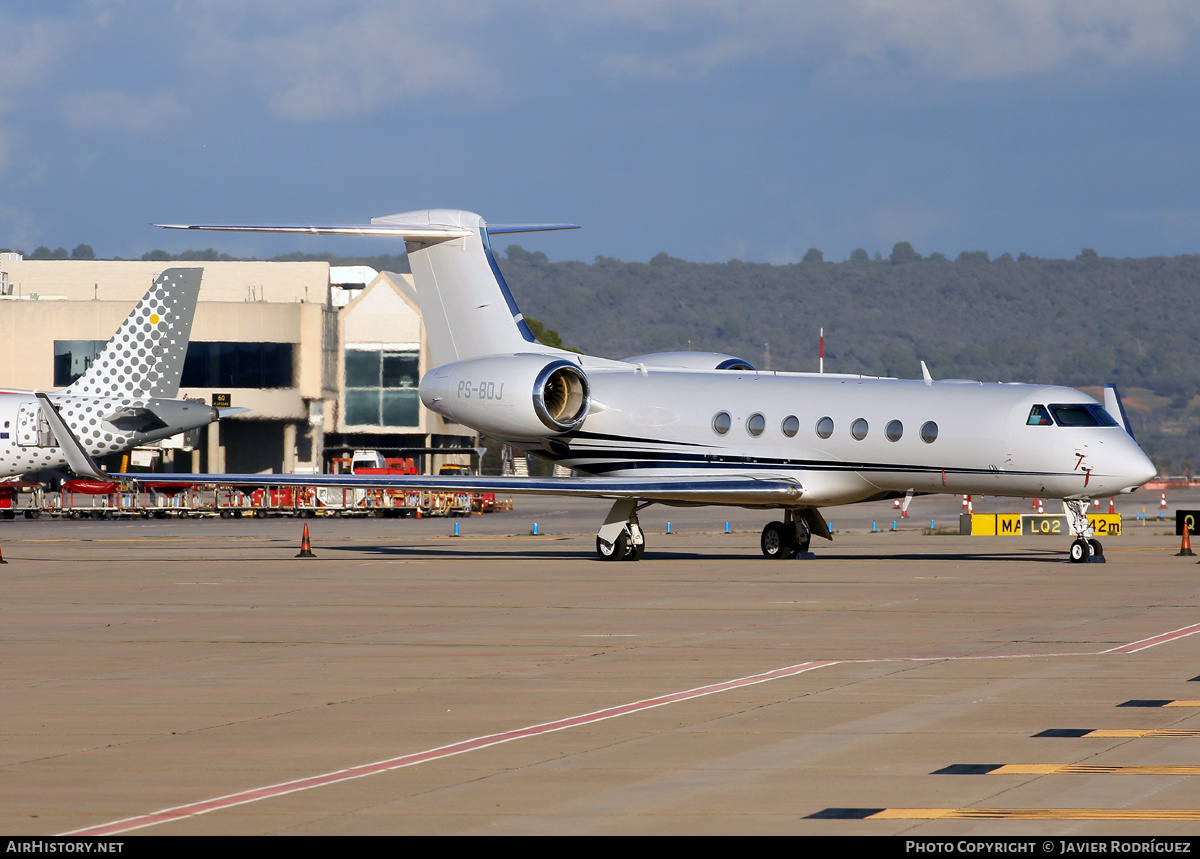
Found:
<box><xmin>0</xmin><ymin>255</ymin><xmax>480</xmax><ymax>475</ymax></box>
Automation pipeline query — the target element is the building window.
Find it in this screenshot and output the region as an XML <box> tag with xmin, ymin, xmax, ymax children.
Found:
<box><xmin>181</xmin><ymin>342</ymin><xmax>294</xmax><ymax>388</ymax></box>
<box><xmin>54</xmin><ymin>340</ymin><xmax>105</xmax><ymax>387</ymax></box>
<box><xmin>344</xmin><ymin>349</ymin><xmax>420</xmax><ymax>427</ymax></box>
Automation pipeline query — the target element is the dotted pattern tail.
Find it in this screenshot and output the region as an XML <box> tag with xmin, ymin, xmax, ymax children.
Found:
<box><xmin>63</xmin><ymin>268</ymin><xmax>202</xmax><ymax>399</ymax></box>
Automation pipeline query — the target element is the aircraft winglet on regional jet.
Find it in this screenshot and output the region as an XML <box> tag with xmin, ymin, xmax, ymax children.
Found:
<box><xmin>129</xmin><ymin>211</ymin><xmax>1155</xmax><ymax>563</ymax></box>
<box><xmin>0</xmin><ymin>268</ymin><xmax>225</xmax><ymax>479</ymax></box>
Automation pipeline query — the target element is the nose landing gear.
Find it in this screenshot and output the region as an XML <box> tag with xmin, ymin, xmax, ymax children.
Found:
<box><xmin>1065</xmin><ymin>500</ymin><xmax>1105</xmax><ymax>564</ymax></box>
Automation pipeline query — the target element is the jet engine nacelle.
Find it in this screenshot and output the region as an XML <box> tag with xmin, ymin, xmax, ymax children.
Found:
<box><xmin>420</xmin><ymin>355</ymin><xmax>591</xmax><ymax>439</ymax></box>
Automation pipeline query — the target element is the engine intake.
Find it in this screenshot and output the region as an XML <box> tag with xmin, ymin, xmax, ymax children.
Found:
<box><xmin>420</xmin><ymin>354</ymin><xmax>591</xmax><ymax>439</ymax></box>
<box><xmin>534</xmin><ymin>360</ymin><xmax>590</xmax><ymax>431</ymax></box>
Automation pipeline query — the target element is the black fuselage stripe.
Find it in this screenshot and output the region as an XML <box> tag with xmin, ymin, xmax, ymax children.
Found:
<box><xmin>541</xmin><ymin>446</ymin><xmax>1058</xmax><ymax>478</ymax></box>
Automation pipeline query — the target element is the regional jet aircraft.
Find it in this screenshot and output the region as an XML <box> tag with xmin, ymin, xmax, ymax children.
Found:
<box><xmin>60</xmin><ymin>212</ymin><xmax>1155</xmax><ymax>563</ymax></box>
<box><xmin>0</xmin><ymin>268</ymin><xmax>223</xmax><ymax>478</ymax></box>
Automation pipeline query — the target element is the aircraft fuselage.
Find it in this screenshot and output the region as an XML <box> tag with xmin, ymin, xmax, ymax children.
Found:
<box><xmin>0</xmin><ymin>392</ymin><xmax>217</xmax><ymax>477</ymax></box>
<box><xmin>439</xmin><ymin>365</ymin><xmax>1154</xmax><ymax>505</ymax></box>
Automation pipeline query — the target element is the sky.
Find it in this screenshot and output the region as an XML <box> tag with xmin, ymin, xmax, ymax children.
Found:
<box><xmin>3</xmin><ymin>1</ymin><xmax>1200</xmax><ymax>265</ymax></box>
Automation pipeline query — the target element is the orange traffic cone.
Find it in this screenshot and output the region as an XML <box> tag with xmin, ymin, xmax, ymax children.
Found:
<box><xmin>296</xmin><ymin>523</ymin><xmax>315</xmax><ymax>559</ymax></box>
<box><xmin>1178</xmin><ymin>522</ymin><xmax>1195</xmax><ymax>557</ymax></box>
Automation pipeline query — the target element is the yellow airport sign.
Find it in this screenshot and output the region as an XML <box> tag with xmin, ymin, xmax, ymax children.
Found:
<box><xmin>962</xmin><ymin>513</ymin><xmax>1120</xmax><ymax>537</ymax></box>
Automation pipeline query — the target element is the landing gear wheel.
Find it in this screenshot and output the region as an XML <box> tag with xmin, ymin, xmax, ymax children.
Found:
<box><xmin>1069</xmin><ymin>537</ymin><xmax>1091</xmax><ymax>563</ymax></box>
<box><xmin>1088</xmin><ymin>538</ymin><xmax>1103</xmax><ymax>558</ymax></box>
<box><xmin>761</xmin><ymin>521</ymin><xmax>796</xmax><ymax>559</ymax></box>
<box><xmin>597</xmin><ymin>532</ymin><xmax>630</xmax><ymax>561</ymax></box>
<box><xmin>626</xmin><ymin>541</ymin><xmax>645</xmax><ymax>562</ymax></box>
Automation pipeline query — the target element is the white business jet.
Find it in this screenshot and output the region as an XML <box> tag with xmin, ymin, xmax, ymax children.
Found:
<box><xmin>62</xmin><ymin>211</ymin><xmax>1154</xmax><ymax>563</ymax></box>
<box><xmin>0</xmin><ymin>268</ymin><xmax>222</xmax><ymax>478</ymax></box>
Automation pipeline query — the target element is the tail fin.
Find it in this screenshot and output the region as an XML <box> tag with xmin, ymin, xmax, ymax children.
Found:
<box><xmin>63</xmin><ymin>267</ymin><xmax>202</xmax><ymax>399</ymax></box>
<box><xmin>377</xmin><ymin>209</ymin><xmax>547</xmax><ymax>365</ymax></box>
<box><xmin>1104</xmin><ymin>383</ymin><xmax>1136</xmax><ymax>439</ymax></box>
<box><xmin>157</xmin><ymin>211</ymin><xmax>577</xmax><ymax>366</ymax></box>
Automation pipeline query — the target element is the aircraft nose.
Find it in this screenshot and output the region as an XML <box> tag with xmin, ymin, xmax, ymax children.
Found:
<box><xmin>1116</xmin><ymin>442</ymin><xmax>1157</xmax><ymax>492</ymax></box>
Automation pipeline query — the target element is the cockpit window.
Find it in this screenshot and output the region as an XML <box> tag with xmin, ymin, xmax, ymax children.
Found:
<box><xmin>1027</xmin><ymin>405</ymin><xmax>1053</xmax><ymax>426</ymax></box>
<box><xmin>1048</xmin><ymin>404</ymin><xmax>1120</xmax><ymax>428</ymax></box>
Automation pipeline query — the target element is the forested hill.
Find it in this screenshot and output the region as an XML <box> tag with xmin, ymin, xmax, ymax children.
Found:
<box><xmin>496</xmin><ymin>246</ymin><xmax>1200</xmax><ymax>472</ymax></box>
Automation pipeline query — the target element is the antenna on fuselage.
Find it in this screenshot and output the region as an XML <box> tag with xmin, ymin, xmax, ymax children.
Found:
<box><xmin>819</xmin><ymin>328</ymin><xmax>824</xmax><ymax>374</ymax></box>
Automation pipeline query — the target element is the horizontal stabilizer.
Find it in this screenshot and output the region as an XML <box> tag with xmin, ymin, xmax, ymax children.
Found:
<box><xmin>156</xmin><ymin>223</ymin><xmax>473</xmax><ymax>241</ymax></box>
<box><xmin>156</xmin><ymin>221</ymin><xmax>577</xmax><ymax>240</ymax></box>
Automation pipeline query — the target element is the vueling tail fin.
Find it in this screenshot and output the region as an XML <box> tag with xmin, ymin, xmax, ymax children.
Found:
<box><xmin>63</xmin><ymin>267</ymin><xmax>202</xmax><ymax>399</ymax></box>
<box><xmin>159</xmin><ymin>211</ymin><xmax>577</xmax><ymax>366</ymax></box>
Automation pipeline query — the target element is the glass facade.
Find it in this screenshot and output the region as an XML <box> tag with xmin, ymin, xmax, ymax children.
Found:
<box><xmin>56</xmin><ymin>341</ymin><xmax>295</xmax><ymax>389</ymax></box>
<box><xmin>344</xmin><ymin>349</ymin><xmax>420</xmax><ymax>427</ymax></box>
<box><xmin>53</xmin><ymin>340</ymin><xmax>105</xmax><ymax>387</ymax></box>
<box><xmin>181</xmin><ymin>342</ymin><xmax>294</xmax><ymax>388</ymax></box>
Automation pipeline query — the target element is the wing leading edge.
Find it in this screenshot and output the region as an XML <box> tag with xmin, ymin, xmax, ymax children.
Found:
<box><xmin>129</xmin><ymin>472</ymin><xmax>803</xmax><ymax>507</ymax></box>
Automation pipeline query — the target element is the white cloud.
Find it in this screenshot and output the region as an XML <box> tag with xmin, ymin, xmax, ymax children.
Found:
<box><xmin>844</xmin><ymin>0</ymin><xmax>1200</xmax><ymax>81</ymax></box>
<box><xmin>570</xmin><ymin>0</ymin><xmax>1200</xmax><ymax>84</ymax></box>
<box><xmin>60</xmin><ymin>91</ymin><xmax>186</xmax><ymax>134</ymax></box>
<box><xmin>0</xmin><ymin>14</ymin><xmax>77</xmax><ymax>177</ymax></box>
<box><xmin>185</xmin><ymin>4</ymin><xmax>497</xmax><ymax>121</ymax></box>
<box><xmin>0</xmin><ymin>15</ymin><xmax>76</xmax><ymax>95</ymax></box>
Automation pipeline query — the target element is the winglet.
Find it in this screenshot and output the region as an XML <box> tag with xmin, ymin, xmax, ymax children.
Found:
<box><xmin>34</xmin><ymin>393</ymin><xmax>112</xmax><ymax>482</ymax></box>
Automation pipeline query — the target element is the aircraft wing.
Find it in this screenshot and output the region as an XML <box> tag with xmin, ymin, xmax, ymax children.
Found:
<box><xmin>128</xmin><ymin>472</ymin><xmax>803</xmax><ymax>507</ymax></box>
<box><xmin>36</xmin><ymin>386</ymin><xmax>801</xmax><ymax>506</ymax></box>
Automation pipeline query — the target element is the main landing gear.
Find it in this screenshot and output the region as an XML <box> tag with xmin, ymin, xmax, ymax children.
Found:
<box><xmin>595</xmin><ymin>498</ymin><xmax>646</xmax><ymax>562</ymax></box>
<box><xmin>1064</xmin><ymin>499</ymin><xmax>1105</xmax><ymax>564</ymax></box>
<box><xmin>761</xmin><ymin>510</ymin><xmax>814</xmax><ymax>560</ymax></box>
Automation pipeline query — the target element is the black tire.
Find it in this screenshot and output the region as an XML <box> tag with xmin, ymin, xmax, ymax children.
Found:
<box><xmin>1069</xmin><ymin>538</ymin><xmax>1090</xmax><ymax>563</ymax></box>
<box><xmin>761</xmin><ymin>521</ymin><xmax>796</xmax><ymax>559</ymax></box>
<box><xmin>625</xmin><ymin>540</ymin><xmax>645</xmax><ymax>561</ymax></box>
<box><xmin>596</xmin><ymin>532</ymin><xmax>630</xmax><ymax>561</ymax></box>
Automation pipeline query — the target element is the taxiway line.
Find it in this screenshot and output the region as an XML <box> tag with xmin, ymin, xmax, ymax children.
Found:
<box><xmin>64</xmin><ymin>617</ymin><xmax>1200</xmax><ymax>836</ymax></box>
<box><xmin>64</xmin><ymin>659</ymin><xmax>839</xmax><ymax>835</ymax></box>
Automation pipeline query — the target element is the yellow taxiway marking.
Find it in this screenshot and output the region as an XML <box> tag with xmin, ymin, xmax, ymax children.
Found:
<box><xmin>873</xmin><ymin>808</ymin><xmax>1200</xmax><ymax>820</ymax></box>
<box><xmin>995</xmin><ymin>764</ymin><xmax>1200</xmax><ymax>775</ymax></box>
<box><xmin>1088</xmin><ymin>729</ymin><xmax>1200</xmax><ymax>738</ymax></box>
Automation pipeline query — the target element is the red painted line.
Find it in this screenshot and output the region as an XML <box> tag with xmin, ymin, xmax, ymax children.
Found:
<box><xmin>64</xmin><ymin>616</ymin><xmax>1200</xmax><ymax>836</ymax></box>
<box><xmin>1103</xmin><ymin>622</ymin><xmax>1200</xmax><ymax>654</ymax></box>
<box><xmin>66</xmin><ymin>660</ymin><xmax>838</xmax><ymax>836</ymax></box>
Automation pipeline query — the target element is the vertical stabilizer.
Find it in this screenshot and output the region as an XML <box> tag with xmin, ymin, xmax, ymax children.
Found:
<box><xmin>374</xmin><ymin>210</ymin><xmax>538</xmax><ymax>366</ymax></box>
<box><xmin>64</xmin><ymin>267</ymin><xmax>202</xmax><ymax>399</ymax></box>
<box><xmin>1104</xmin><ymin>383</ymin><xmax>1136</xmax><ymax>439</ymax></box>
